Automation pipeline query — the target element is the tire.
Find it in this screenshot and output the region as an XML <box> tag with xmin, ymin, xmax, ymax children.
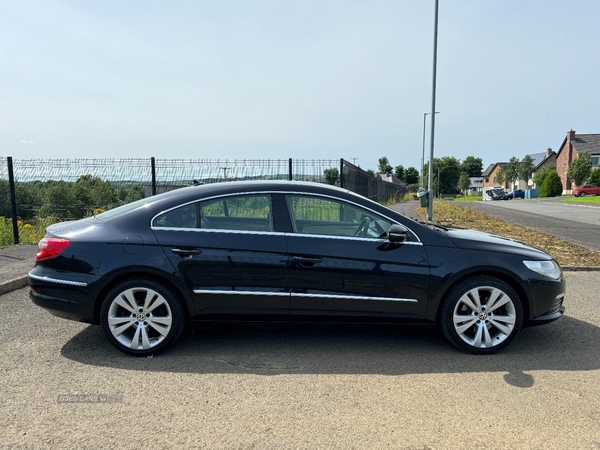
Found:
<box><xmin>439</xmin><ymin>276</ymin><xmax>523</xmax><ymax>354</ymax></box>
<box><xmin>101</xmin><ymin>278</ymin><xmax>184</xmax><ymax>356</ymax></box>
<box><xmin>580</xmin><ymin>192</ymin><xmax>586</xmax><ymax>197</ymax></box>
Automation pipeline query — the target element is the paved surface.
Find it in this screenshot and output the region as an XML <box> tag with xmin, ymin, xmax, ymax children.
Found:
<box><xmin>1</xmin><ymin>274</ymin><xmax>599</xmax><ymax>449</ymax></box>
<box><xmin>0</xmin><ymin>244</ymin><xmax>37</xmax><ymax>295</ymax></box>
<box><xmin>463</xmin><ymin>198</ymin><xmax>600</xmax><ymax>252</ymax></box>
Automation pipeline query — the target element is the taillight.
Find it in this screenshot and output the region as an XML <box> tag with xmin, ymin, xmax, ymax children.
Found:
<box><xmin>36</xmin><ymin>238</ymin><xmax>70</xmax><ymax>261</ymax></box>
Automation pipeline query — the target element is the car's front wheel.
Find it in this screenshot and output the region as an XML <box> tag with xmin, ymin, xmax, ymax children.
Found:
<box><xmin>101</xmin><ymin>278</ymin><xmax>184</xmax><ymax>356</ymax></box>
<box><xmin>580</xmin><ymin>192</ymin><xmax>586</xmax><ymax>197</ymax></box>
<box><xmin>439</xmin><ymin>276</ymin><xmax>523</xmax><ymax>354</ymax></box>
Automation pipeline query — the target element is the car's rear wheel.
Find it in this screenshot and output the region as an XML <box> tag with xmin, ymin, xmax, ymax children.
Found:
<box><xmin>580</xmin><ymin>192</ymin><xmax>586</xmax><ymax>197</ymax></box>
<box><xmin>440</xmin><ymin>276</ymin><xmax>523</xmax><ymax>354</ymax></box>
<box><xmin>101</xmin><ymin>278</ymin><xmax>184</xmax><ymax>356</ymax></box>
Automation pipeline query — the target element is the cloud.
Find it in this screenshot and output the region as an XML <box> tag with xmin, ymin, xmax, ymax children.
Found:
<box><xmin>20</xmin><ymin>140</ymin><xmax>35</xmax><ymax>144</ymax></box>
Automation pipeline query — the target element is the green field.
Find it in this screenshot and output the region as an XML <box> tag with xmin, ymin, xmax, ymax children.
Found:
<box><xmin>561</xmin><ymin>196</ymin><xmax>600</xmax><ymax>205</ymax></box>
<box><xmin>454</xmin><ymin>195</ymin><xmax>482</xmax><ymax>202</ymax></box>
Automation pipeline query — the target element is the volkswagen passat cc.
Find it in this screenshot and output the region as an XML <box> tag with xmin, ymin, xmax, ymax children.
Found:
<box><xmin>29</xmin><ymin>181</ymin><xmax>566</xmax><ymax>356</ymax></box>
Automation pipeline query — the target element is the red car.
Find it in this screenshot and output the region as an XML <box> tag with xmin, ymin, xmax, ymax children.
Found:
<box><xmin>572</xmin><ymin>185</ymin><xmax>600</xmax><ymax>197</ymax></box>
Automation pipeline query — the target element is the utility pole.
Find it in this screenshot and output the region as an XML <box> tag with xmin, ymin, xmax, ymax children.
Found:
<box><xmin>427</xmin><ymin>0</ymin><xmax>440</xmax><ymax>222</ymax></box>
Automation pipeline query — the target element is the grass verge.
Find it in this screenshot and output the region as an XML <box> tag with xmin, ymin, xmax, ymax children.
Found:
<box><xmin>415</xmin><ymin>202</ymin><xmax>600</xmax><ymax>267</ymax></box>
<box><xmin>561</xmin><ymin>196</ymin><xmax>600</xmax><ymax>205</ymax></box>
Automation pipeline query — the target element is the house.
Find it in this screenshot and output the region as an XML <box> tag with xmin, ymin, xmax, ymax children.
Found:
<box><xmin>518</xmin><ymin>147</ymin><xmax>557</xmax><ymax>189</ymax></box>
<box><xmin>556</xmin><ymin>130</ymin><xmax>600</xmax><ymax>193</ymax></box>
<box><xmin>378</xmin><ymin>173</ymin><xmax>407</xmax><ymax>187</ymax></box>
<box><xmin>482</xmin><ymin>163</ymin><xmax>509</xmax><ymax>190</ymax></box>
<box><xmin>468</xmin><ymin>177</ymin><xmax>483</xmax><ymax>195</ymax></box>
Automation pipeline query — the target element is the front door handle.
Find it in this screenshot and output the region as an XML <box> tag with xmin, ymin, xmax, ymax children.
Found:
<box><xmin>292</xmin><ymin>256</ymin><xmax>323</xmax><ymax>267</ymax></box>
<box><xmin>171</xmin><ymin>248</ymin><xmax>202</xmax><ymax>257</ymax></box>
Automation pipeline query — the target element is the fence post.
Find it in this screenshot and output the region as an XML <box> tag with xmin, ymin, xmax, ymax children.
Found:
<box><xmin>339</xmin><ymin>159</ymin><xmax>344</xmax><ymax>188</ymax></box>
<box><xmin>151</xmin><ymin>157</ymin><xmax>157</xmax><ymax>196</ymax></box>
<box><xmin>7</xmin><ymin>157</ymin><xmax>19</xmax><ymax>245</ymax></box>
<box><xmin>288</xmin><ymin>158</ymin><xmax>292</xmax><ymax>181</ymax></box>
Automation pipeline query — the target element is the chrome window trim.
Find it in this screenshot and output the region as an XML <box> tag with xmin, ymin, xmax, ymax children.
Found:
<box><xmin>283</xmin><ymin>232</ymin><xmax>423</xmax><ymax>245</ymax></box>
<box><xmin>150</xmin><ymin>189</ymin><xmax>421</xmax><ymax>243</ymax></box>
<box><xmin>192</xmin><ymin>289</ymin><xmax>417</xmax><ymax>303</ymax></box>
<box><xmin>28</xmin><ymin>271</ymin><xmax>88</xmax><ymax>287</ymax></box>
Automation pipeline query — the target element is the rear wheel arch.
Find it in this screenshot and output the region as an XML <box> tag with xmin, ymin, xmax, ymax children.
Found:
<box><xmin>94</xmin><ymin>271</ymin><xmax>192</xmax><ymax>325</ymax></box>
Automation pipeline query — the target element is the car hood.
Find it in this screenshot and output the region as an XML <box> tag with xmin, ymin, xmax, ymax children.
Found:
<box><xmin>444</xmin><ymin>228</ymin><xmax>551</xmax><ymax>260</ymax></box>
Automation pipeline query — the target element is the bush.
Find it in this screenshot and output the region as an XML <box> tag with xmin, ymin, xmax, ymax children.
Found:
<box><xmin>539</xmin><ymin>170</ymin><xmax>563</xmax><ymax>197</ymax></box>
<box><xmin>589</xmin><ymin>167</ymin><xmax>600</xmax><ymax>186</ymax></box>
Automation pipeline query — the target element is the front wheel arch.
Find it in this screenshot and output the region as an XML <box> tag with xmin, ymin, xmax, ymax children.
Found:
<box><xmin>438</xmin><ymin>275</ymin><xmax>524</xmax><ymax>354</ymax></box>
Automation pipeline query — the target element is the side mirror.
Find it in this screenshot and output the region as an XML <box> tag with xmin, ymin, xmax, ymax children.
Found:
<box><xmin>388</xmin><ymin>224</ymin><xmax>409</xmax><ymax>243</ymax></box>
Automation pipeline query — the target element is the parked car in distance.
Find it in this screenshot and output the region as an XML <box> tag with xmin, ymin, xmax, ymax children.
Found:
<box><xmin>572</xmin><ymin>184</ymin><xmax>600</xmax><ymax>197</ymax></box>
<box><xmin>505</xmin><ymin>189</ymin><xmax>525</xmax><ymax>200</ymax></box>
<box><xmin>483</xmin><ymin>186</ymin><xmax>506</xmax><ymax>201</ymax></box>
<box><xmin>29</xmin><ymin>181</ymin><xmax>566</xmax><ymax>356</ymax></box>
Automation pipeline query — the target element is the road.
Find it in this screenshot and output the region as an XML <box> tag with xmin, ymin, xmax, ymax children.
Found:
<box><xmin>391</xmin><ymin>198</ymin><xmax>600</xmax><ymax>252</ymax></box>
<box><xmin>2</xmin><ymin>279</ymin><xmax>600</xmax><ymax>449</ymax></box>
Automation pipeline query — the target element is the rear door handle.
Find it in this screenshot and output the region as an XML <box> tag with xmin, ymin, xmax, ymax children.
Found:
<box><xmin>292</xmin><ymin>256</ymin><xmax>323</xmax><ymax>267</ymax></box>
<box><xmin>171</xmin><ymin>248</ymin><xmax>202</xmax><ymax>257</ymax></box>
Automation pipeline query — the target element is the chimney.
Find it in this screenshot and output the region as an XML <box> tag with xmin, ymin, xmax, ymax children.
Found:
<box><xmin>546</xmin><ymin>147</ymin><xmax>552</xmax><ymax>157</ymax></box>
<box><xmin>567</xmin><ymin>129</ymin><xmax>576</xmax><ymax>142</ymax></box>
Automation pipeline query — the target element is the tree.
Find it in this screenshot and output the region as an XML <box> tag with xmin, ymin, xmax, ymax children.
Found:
<box><xmin>567</xmin><ymin>152</ymin><xmax>592</xmax><ymax>187</ymax></box>
<box><xmin>495</xmin><ymin>168</ymin><xmax>506</xmax><ymax>185</ymax></box>
<box><xmin>505</xmin><ymin>157</ymin><xmax>520</xmax><ymax>189</ymax></box>
<box><xmin>423</xmin><ymin>157</ymin><xmax>462</xmax><ymax>194</ymax></box>
<box><xmin>519</xmin><ymin>155</ymin><xmax>535</xmax><ymax>187</ymax></box>
<box><xmin>589</xmin><ymin>167</ymin><xmax>600</xmax><ymax>186</ymax></box>
<box><xmin>366</xmin><ymin>169</ymin><xmax>375</xmax><ymax>177</ymax></box>
<box><xmin>458</xmin><ymin>172</ymin><xmax>471</xmax><ymax>198</ymax></box>
<box><xmin>533</xmin><ymin>163</ymin><xmax>556</xmax><ymax>187</ymax></box>
<box><xmin>540</xmin><ymin>170</ymin><xmax>563</xmax><ymax>197</ymax></box>
<box><xmin>394</xmin><ymin>165</ymin><xmax>405</xmax><ymax>181</ymax></box>
<box><xmin>461</xmin><ymin>156</ymin><xmax>483</xmax><ymax>177</ymax></box>
<box><xmin>377</xmin><ymin>157</ymin><xmax>393</xmax><ymax>175</ymax></box>
<box><xmin>323</xmin><ymin>168</ymin><xmax>339</xmax><ymax>185</ymax></box>
<box><xmin>404</xmin><ymin>167</ymin><xmax>419</xmax><ymax>185</ymax></box>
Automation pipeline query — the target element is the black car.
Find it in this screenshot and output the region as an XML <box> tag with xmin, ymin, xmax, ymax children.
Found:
<box><xmin>29</xmin><ymin>181</ymin><xmax>566</xmax><ymax>356</ymax></box>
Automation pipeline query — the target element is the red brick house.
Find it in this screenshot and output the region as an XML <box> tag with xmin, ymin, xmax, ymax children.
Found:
<box><xmin>482</xmin><ymin>162</ymin><xmax>509</xmax><ymax>189</ymax></box>
<box><xmin>556</xmin><ymin>130</ymin><xmax>600</xmax><ymax>193</ymax></box>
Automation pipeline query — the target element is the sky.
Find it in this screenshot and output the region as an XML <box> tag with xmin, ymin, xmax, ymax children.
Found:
<box><xmin>2</xmin><ymin>0</ymin><xmax>600</xmax><ymax>173</ymax></box>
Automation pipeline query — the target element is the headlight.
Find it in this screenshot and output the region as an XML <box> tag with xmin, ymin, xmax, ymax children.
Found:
<box><xmin>523</xmin><ymin>260</ymin><xmax>562</xmax><ymax>280</ymax></box>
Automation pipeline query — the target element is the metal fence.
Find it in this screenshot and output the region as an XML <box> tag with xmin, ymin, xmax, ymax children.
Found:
<box><xmin>1</xmin><ymin>157</ymin><xmax>404</xmax><ymax>245</ymax></box>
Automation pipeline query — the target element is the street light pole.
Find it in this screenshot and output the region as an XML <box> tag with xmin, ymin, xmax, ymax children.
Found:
<box><xmin>421</xmin><ymin>112</ymin><xmax>440</xmax><ymax>188</ymax></box>
<box><xmin>427</xmin><ymin>0</ymin><xmax>440</xmax><ymax>222</ymax></box>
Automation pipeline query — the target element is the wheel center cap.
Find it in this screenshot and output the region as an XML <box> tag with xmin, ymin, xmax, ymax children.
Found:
<box><xmin>478</xmin><ymin>312</ymin><xmax>488</xmax><ymax>320</ymax></box>
<box><xmin>137</xmin><ymin>313</ymin><xmax>147</xmax><ymax>322</ymax></box>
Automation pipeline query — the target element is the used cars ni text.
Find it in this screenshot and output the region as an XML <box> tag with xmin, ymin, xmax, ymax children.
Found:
<box><xmin>29</xmin><ymin>181</ymin><xmax>566</xmax><ymax>356</ymax></box>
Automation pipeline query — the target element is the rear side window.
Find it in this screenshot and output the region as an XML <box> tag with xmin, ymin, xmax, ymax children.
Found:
<box><xmin>153</xmin><ymin>204</ymin><xmax>198</xmax><ymax>228</ymax></box>
<box><xmin>200</xmin><ymin>195</ymin><xmax>273</xmax><ymax>232</ymax></box>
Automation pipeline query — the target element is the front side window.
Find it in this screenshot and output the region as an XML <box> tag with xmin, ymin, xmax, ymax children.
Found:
<box><xmin>200</xmin><ymin>195</ymin><xmax>273</xmax><ymax>231</ymax></box>
<box><xmin>286</xmin><ymin>195</ymin><xmax>391</xmax><ymax>239</ymax></box>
